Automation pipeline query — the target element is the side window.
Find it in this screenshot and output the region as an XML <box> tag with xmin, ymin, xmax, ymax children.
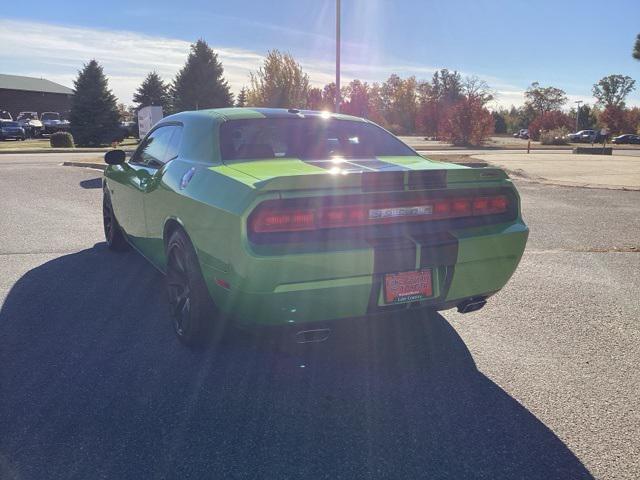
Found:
<box><xmin>132</xmin><ymin>126</ymin><xmax>176</xmax><ymax>167</ymax></box>
<box><xmin>164</xmin><ymin>126</ymin><xmax>183</xmax><ymax>161</ymax></box>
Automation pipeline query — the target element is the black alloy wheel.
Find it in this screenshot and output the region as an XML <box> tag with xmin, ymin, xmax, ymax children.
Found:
<box><xmin>102</xmin><ymin>191</ymin><xmax>129</xmax><ymax>251</ymax></box>
<box><xmin>165</xmin><ymin>229</ymin><xmax>219</xmax><ymax>347</ymax></box>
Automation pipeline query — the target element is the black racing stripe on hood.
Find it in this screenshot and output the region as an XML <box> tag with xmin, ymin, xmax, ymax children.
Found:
<box><xmin>347</xmin><ymin>158</ymin><xmax>410</xmax><ymax>171</ymax></box>
<box><xmin>302</xmin><ymin>157</ymin><xmax>410</xmax><ymax>173</ymax></box>
<box><xmin>302</xmin><ymin>160</ymin><xmax>366</xmax><ymax>174</ymax></box>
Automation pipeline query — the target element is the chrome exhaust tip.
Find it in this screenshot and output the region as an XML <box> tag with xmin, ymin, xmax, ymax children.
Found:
<box><xmin>457</xmin><ymin>298</ymin><xmax>487</xmax><ymax>314</ymax></box>
<box><xmin>294</xmin><ymin>328</ymin><xmax>331</xmax><ymax>344</ymax></box>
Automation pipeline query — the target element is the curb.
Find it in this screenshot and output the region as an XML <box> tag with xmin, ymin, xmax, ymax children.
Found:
<box><xmin>474</xmin><ymin>158</ymin><xmax>640</xmax><ymax>191</ymax></box>
<box><xmin>416</xmin><ymin>146</ymin><xmax>640</xmax><ymax>152</ymax></box>
<box><xmin>4</xmin><ymin>146</ymin><xmax>636</xmax><ymax>154</ymax></box>
<box><xmin>504</xmin><ymin>171</ymin><xmax>640</xmax><ymax>191</ymax></box>
<box><xmin>62</xmin><ymin>161</ymin><xmax>106</xmax><ymax>171</ymax></box>
<box><xmin>0</xmin><ymin>149</ymin><xmax>136</xmax><ymax>155</ymax></box>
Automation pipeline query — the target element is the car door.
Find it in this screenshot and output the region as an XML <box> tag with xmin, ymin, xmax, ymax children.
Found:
<box><xmin>111</xmin><ymin>125</ymin><xmax>175</xmax><ymax>248</ymax></box>
<box><xmin>141</xmin><ymin>125</ymin><xmax>184</xmax><ymax>268</ymax></box>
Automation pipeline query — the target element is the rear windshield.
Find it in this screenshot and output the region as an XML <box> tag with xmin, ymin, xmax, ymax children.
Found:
<box><xmin>219</xmin><ymin>118</ymin><xmax>415</xmax><ymax>161</ymax></box>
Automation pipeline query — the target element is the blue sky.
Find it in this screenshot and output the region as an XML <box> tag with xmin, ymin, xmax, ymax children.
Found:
<box><xmin>2</xmin><ymin>0</ymin><xmax>639</xmax><ymax>107</ymax></box>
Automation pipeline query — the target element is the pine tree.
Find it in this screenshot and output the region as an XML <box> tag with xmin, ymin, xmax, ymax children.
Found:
<box><xmin>236</xmin><ymin>87</ymin><xmax>248</xmax><ymax>107</ymax></box>
<box><xmin>133</xmin><ymin>71</ymin><xmax>170</xmax><ymax>111</ymax></box>
<box><xmin>172</xmin><ymin>39</ymin><xmax>233</xmax><ymax>112</ymax></box>
<box><xmin>69</xmin><ymin>60</ymin><xmax>121</xmax><ymax>147</ymax></box>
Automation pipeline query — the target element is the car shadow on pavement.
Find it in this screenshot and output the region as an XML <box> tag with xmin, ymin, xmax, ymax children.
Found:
<box><xmin>79</xmin><ymin>177</ymin><xmax>103</xmax><ymax>189</ymax></box>
<box><xmin>0</xmin><ymin>244</ymin><xmax>593</xmax><ymax>480</ymax></box>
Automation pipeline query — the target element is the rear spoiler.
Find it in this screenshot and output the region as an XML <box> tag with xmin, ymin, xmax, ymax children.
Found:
<box><xmin>253</xmin><ymin>168</ymin><xmax>509</xmax><ymax>192</ymax></box>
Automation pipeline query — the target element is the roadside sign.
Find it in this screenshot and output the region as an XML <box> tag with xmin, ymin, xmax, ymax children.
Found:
<box><xmin>138</xmin><ymin>106</ymin><xmax>163</xmax><ymax>138</ymax></box>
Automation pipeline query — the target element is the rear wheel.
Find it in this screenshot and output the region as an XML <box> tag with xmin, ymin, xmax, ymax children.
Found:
<box><xmin>166</xmin><ymin>229</ymin><xmax>218</xmax><ymax>347</ymax></box>
<box><xmin>103</xmin><ymin>190</ymin><xmax>129</xmax><ymax>251</ymax></box>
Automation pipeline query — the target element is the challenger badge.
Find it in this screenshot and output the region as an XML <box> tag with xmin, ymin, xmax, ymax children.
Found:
<box><xmin>368</xmin><ymin>205</ymin><xmax>433</xmax><ymax>219</ymax></box>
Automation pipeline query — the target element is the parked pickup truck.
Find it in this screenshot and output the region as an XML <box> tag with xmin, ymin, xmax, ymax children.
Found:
<box><xmin>40</xmin><ymin>112</ymin><xmax>70</xmax><ymax>135</ymax></box>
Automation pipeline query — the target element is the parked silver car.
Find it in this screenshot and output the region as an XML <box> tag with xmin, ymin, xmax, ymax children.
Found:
<box><xmin>513</xmin><ymin>128</ymin><xmax>529</xmax><ymax>139</ymax></box>
<box><xmin>567</xmin><ymin>130</ymin><xmax>596</xmax><ymax>143</ymax></box>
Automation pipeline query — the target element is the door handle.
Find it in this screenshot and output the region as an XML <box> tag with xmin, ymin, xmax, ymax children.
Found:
<box><xmin>180</xmin><ymin>168</ymin><xmax>196</xmax><ymax>189</ymax></box>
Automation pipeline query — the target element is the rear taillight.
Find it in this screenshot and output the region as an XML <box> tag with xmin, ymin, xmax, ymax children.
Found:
<box><xmin>250</xmin><ymin>207</ymin><xmax>316</xmax><ymax>233</ymax></box>
<box><xmin>248</xmin><ymin>194</ymin><xmax>509</xmax><ymax>234</ymax></box>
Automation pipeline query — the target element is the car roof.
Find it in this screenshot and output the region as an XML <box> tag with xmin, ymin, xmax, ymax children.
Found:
<box><xmin>156</xmin><ymin>108</ymin><xmax>374</xmax><ymax>165</ymax></box>
<box><xmin>164</xmin><ymin>107</ymin><xmax>367</xmax><ymax>124</ymax></box>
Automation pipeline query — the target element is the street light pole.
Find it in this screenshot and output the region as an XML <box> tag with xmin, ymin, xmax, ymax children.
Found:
<box><xmin>335</xmin><ymin>0</ymin><xmax>341</xmax><ymax>113</ymax></box>
<box><xmin>574</xmin><ymin>100</ymin><xmax>583</xmax><ymax>132</ymax></box>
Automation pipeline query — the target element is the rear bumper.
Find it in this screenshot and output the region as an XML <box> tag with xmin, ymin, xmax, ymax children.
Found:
<box><xmin>201</xmin><ymin>221</ymin><xmax>528</xmax><ymax>326</ymax></box>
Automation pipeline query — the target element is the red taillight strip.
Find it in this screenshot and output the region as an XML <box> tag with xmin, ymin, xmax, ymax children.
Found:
<box><xmin>249</xmin><ymin>207</ymin><xmax>316</xmax><ymax>233</ymax></box>
<box><xmin>249</xmin><ymin>195</ymin><xmax>509</xmax><ymax>234</ymax></box>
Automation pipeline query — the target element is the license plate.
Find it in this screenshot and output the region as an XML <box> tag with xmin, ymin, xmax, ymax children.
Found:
<box><xmin>384</xmin><ymin>270</ymin><xmax>432</xmax><ymax>304</ymax></box>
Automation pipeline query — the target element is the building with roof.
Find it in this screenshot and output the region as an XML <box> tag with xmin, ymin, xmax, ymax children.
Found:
<box><xmin>0</xmin><ymin>74</ymin><xmax>73</xmax><ymax>120</ymax></box>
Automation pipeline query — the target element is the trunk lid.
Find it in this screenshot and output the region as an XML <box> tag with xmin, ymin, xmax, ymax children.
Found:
<box><xmin>219</xmin><ymin>155</ymin><xmax>508</xmax><ymax>192</ymax></box>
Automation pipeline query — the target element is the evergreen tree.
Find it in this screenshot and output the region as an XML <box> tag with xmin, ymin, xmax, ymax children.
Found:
<box><xmin>236</xmin><ymin>87</ymin><xmax>248</xmax><ymax>107</ymax></box>
<box><xmin>568</xmin><ymin>104</ymin><xmax>598</xmax><ymax>130</ymax></box>
<box><xmin>429</xmin><ymin>69</ymin><xmax>463</xmax><ymax>104</ymax></box>
<box><xmin>133</xmin><ymin>71</ymin><xmax>170</xmax><ymax>111</ymax></box>
<box><xmin>492</xmin><ymin>111</ymin><xmax>507</xmax><ymax>134</ymax></box>
<box><xmin>172</xmin><ymin>39</ymin><xmax>233</xmax><ymax>111</ymax></box>
<box><xmin>69</xmin><ymin>59</ymin><xmax>121</xmax><ymax>147</ymax></box>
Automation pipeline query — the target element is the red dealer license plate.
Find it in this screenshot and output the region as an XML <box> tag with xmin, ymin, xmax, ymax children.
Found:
<box><xmin>384</xmin><ymin>270</ymin><xmax>433</xmax><ymax>304</ymax></box>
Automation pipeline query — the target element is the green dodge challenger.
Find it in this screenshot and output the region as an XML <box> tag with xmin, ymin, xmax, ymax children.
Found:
<box><xmin>103</xmin><ymin>108</ymin><xmax>528</xmax><ymax>345</ymax></box>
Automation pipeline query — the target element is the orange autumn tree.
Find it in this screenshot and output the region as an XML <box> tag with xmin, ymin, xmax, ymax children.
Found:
<box><xmin>528</xmin><ymin>111</ymin><xmax>573</xmax><ymax>140</ymax></box>
<box><xmin>439</xmin><ymin>97</ymin><xmax>494</xmax><ymax>146</ymax></box>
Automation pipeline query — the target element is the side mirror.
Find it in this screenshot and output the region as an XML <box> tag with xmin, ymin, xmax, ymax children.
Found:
<box><xmin>105</xmin><ymin>149</ymin><xmax>126</xmax><ymax>165</ymax></box>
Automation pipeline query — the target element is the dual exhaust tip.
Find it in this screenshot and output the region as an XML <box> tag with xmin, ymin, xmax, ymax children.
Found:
<box><xmin>294</xmin><ymin>328</ymin><xmax>331</xmax><ymax>344</ymax></box>
<box><xmin>293</xmin><ymin>299</ymin><xmax>486</xmax><ymax>343</ymax></box>
<box><xmin>457</xmin><ymin>297</ymin><xmax>487</xmax><ymax>314</ymax></box>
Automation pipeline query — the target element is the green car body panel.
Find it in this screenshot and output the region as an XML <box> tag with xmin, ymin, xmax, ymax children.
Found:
<box><xmin>104</xmin><ymin>108</ymin><xmax>528</xmax><ymax>327</ymax></box>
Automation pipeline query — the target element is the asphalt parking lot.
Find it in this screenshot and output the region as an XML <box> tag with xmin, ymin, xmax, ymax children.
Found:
<box><xmin>1</xmin><ymin>155</ymin><xmax>638</xmax><ymax>479</ymax></box>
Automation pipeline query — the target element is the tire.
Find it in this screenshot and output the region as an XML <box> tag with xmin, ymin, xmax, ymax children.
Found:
<box><xmin>165</xmin><ymin>228</ymin><xmax>219</xmax><ymax>347</ymax></box>
<box><xmin>102</xmin><ymin>190</ymin><xmax>129</xmax><ymax>251</ymax></box>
